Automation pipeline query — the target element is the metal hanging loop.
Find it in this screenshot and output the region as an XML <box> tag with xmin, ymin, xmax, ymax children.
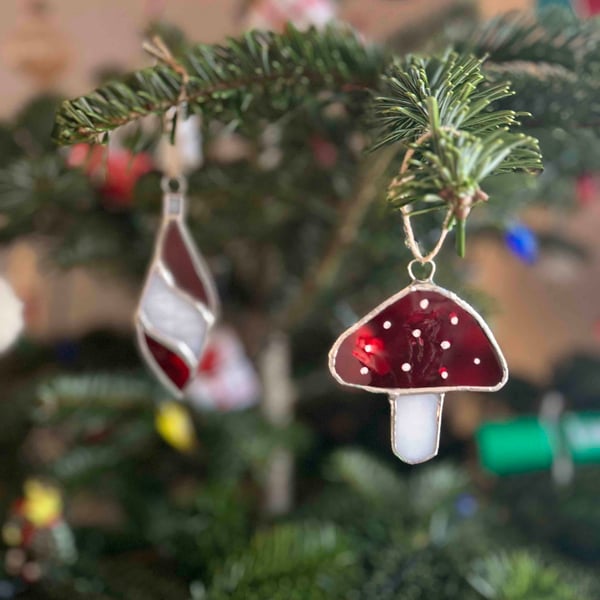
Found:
<box><xmin>161</xmin><ymin>175</ymin><xmax>188</xmax><ymax>219</ymax></box>
<box><xmin>407</xmin><ymin>258</ymin><xmax>436</xmax><ymax>282</ymax></box>
<box><xmin>161</xmin><ymin>175</ymin><xmax>188</xmax><ymax>195</ymax></box>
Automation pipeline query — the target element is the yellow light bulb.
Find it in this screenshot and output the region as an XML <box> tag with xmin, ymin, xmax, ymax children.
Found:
<box><xmin>155</xmin><ymin>402</ymin><xmax>197</xmax><ymax>453</ymax></box>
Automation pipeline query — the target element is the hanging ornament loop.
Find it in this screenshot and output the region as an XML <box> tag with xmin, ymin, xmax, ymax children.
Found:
<box><xmin>161</xmin><ymin>175</ymin><xmax>188</xmax><ymax>219</ymax></box>
<box><xmin>402</xmin><ymin>205</ymin><xmax>453</xmax><ymax>264</ymax></box>
<box><xmin>161</xmin><ymin>175</ymin><xmax>188</xmax><ymax>195</ymax></box>
<box><xmin>407</xmin><ymin>258</ymin><xmax>436</xmax><ymax>283</ymax></box>
<box><xmin>392</xmin><ymin>128</ymin><xmax>460</xmax><ymax>264</ymax></box>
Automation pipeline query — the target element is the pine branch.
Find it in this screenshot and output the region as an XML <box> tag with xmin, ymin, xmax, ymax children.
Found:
<box><xmin>361</xmin><ymin>544</ymin><xmax>477</xmax><ymax>600</ymax></box>
<box><xmin>468</xmin><ymin>551</ymin><xmax>583</xmax><ymax>600</ymax></box>
<box><xmin>408</xmin><ymin>463</ymin><xmax>469</xmax><ymax>515</ymax></box>
<box><xmin>484</xmin><ymin>60</ymin><xmax>600</xmax><ymax>129</ymax></box>
<box><xmin>207</xmin><ymin>522</ymin><xmax>356</xmax><ymax>599</ymax></box>
<box><xmin>371</xmin><ymin>51</ymin><xmax>541</xmax><ymax>254</ymax></box>
<box><xmin>53</xmin><ymin>25</ymin><xmax>385</xmax><ymax>145</ymax></box>
<box><xmin>455</xmin><ymin>9</ymin><xmax>600</xmax><ymax>129</ymax></box>
<box><xmin>327</xmin><ymin>448</ymin><xmax>406</xmax><ymax>504</ymax></box>
<box><xmin>37</xmin><ymin>373</ymin><xmax>159</xmax><ymax>415</ymax></box>
<box><xmin>459</xmin><ymin>8</ymin><xmax>598</xmax><ymax>71</ymax></box>
<box><xmin>147</xmin><ymin>485</ymin><xmax>251</xmax><ymax>578</ymax></box>
<box><xmin>392</xmin><ymin>128</ymin><xmax>541</xmax><ymax>208</ymax></box>
<box><xmin>43</xmin><ymin>418</ymin><xmax>153</xmax><ymax>484</ymax></box>
<box><xmin>371</xmin><ymin>51</ymin><xmax>525</xmax><ymax>150</ymax></box>
<box><xmin>51</xmin><ymin>28</ymin><xmax>542</xmax><ymax>261</ymax></box>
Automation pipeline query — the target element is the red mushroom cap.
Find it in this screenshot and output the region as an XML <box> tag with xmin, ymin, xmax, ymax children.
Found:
<box><xmin>329</xmin><ymin>284</ymin><xmax>507</xmax><ymax>394</ymax></box>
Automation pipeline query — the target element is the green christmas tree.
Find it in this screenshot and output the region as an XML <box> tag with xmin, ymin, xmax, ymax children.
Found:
<box><xmin>0</xmin><ymin>5</ymin><xmax>599</xmax><ymax>599</ymax></box>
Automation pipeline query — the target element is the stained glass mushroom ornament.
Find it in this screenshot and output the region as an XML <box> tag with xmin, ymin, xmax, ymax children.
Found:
<box><xmin>328</xmin><ymin>260</ymin><xmax>508</xmax><ymax>464</ymax></box>
<box><xmin>136</xmin><ymin>177</ymin><xmax>219</xmax><ymax>397</ymax></box>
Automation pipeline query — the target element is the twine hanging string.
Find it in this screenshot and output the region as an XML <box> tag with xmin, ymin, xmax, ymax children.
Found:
<box><xmin>142</xmin><ymin>35</ymin><xmax>190</xmax><ymax>101</ymax></box>
<box><xmin>143</xmin><ymin>36</ymin><xmax>197</xmax><ymax>184</ymax></box>
<box><xmin>145</xmin><ymin>35</ymin><xmax>188</xmax><ymax>170</ymax></box>
<box><xmin>390</xmin><ymin>127</ymin><xmax>459</xmax><ymax>265</ymax></box>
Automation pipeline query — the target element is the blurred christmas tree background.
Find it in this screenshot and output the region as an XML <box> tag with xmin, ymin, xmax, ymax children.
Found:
<box><xmin>1</xmin><ymin>0</ymin><xmax>600</xmax><ymax>598</ymax></box>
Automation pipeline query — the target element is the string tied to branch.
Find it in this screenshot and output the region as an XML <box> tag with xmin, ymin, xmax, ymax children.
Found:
<box><xmin>142</xmin><ymin>35</ymin><xmax>190</xmax><ymax>102</ymax></box>
<box><xmin>389</xmin><ymin>126</ymin><xmax>489</xmax><ymax>263</ymax></box>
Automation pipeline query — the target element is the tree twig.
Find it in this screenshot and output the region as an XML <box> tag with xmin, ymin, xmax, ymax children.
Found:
<box><xmin>277</xmin><ymin>145</ymin><xmax>398</xmax><ymax>330</ymax></box>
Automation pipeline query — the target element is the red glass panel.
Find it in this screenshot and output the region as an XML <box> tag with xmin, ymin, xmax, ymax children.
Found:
<box><xmin>144</xmin><ymin>334</ymin><xmax>191</xmax><ymax>390</ymax></box>
<box><xmin>332</xmin><ymin>289</ymin><xmax>503</xmax><ymax>390</ymax></box>
<box><xmin>162</xmin><ymin>222</ymin><xmax>211</xmax><ymax>306</ymax></box>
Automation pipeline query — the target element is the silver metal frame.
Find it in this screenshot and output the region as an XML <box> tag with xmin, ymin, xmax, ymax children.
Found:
<box><xmin>135</xmin><ymin>190</ymin><xmax>219</xmax><ymax>398</ymax></box>
<box><xmin>328</xmin><ymin>280</ymin><xmax>509</xmax><ymax>396</ymax></box>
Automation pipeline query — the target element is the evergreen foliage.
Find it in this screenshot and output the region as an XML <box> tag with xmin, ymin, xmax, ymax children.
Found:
<box><xmin>53</xmin><ymin>25</ymin><xmax>384</xmax><ymax>145</ymax></box>
<box><xmin>0</xmin><ymin>6</ymin><xmax>598</xmax><ymax>599</ymax></box>
<box><xmin>454</xmin><ymin>8</ymin><xmax>600</xmax><ymax>206</ymax></box>
<box><xmin>52</xmin><ymin>26</ymin><xmax>545</xmax><ymax>257</ymax></box>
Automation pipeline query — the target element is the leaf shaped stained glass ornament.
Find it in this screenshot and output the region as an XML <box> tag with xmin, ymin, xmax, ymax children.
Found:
<box><xmin>136</xmin><ymin>189</ymin><xmax>219</xmax><ymax>397</ymax></box>
<box><xmin>329</xmin><ymin>280</ymin><xmax>507</xmax><ymax>464</ymax></box>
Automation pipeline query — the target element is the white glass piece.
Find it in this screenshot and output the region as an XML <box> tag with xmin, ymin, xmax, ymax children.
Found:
<box><xmin>140</xmin><ymin>269</ymin><xmax>208</xmax><ymax>356</ymax></box>
<box><xmin>389</xmin><ymin>393</ymin><xmax>444</xmax><ymax>464</ymax></box>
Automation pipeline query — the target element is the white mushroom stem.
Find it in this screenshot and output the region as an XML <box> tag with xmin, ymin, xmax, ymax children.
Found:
<box><xmin>389</xmin><ymin>393</ymin><xmax>445</xmax><ymax>464</ymax></box>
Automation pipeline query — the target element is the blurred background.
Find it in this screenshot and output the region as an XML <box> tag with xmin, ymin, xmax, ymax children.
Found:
<box><xmin>0</xmin><ymin>0</ymin><xmax>600</xmax><ymax>598</ymax></box>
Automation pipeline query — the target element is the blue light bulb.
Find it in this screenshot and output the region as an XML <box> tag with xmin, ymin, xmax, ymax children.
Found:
<box><xmin>505</xmin><ymin>223</ymin><xmax>539</xmax><ymax>264</ymax></box>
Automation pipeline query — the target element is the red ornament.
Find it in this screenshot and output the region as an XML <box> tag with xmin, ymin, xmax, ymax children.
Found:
<box><xmin>331</xmin><ymin>289</ymin><xmax>504</xmax><ymax>391</ymax></box>
<box><xmin>187</xmin><ymin>328</ymin><xmax>260</xmax><ymax>412</ymax></box>
<box><xmin>329</xmin><ymin>281</ymin><xmax>507</xmax><ymax>464</ymax></box>
<box><xmin>67</xmin><ymin>144</ymin><xmax>153</xmax><ymax>206</ymax></box>
<box><xmin>136</xmin><ymin>187</ymin><xmax>219</xmax><ymax>397</ymax></box>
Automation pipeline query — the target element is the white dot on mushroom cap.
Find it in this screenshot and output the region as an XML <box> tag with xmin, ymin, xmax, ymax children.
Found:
<box><xmin>360</xmin><ymin>366</ymin><xmax>369</xmax><ymax>375</ymax></box>
<box><xmin>473</xmin><ymin>357</ymin><xmax>481</xmax><ymax>365</ymax></box>
<box><xmin>412</xmin><ymin>329</ymin><xmax>422</xmax><ymax>338</ymax></box>
<box><xmin>440</xmin><ymin>340</ymin><xmax>451</xmax><ymax>350</ymax></box>
<box><xmin>364</xmin><ymin>344</ymin><xmax>373</xmax><ymax>352</ymax></box>
<box><xmin>383</xmin><ymin>320</ymin><xmax>392</xmax><ymax>329</ymax></box>
<box><xmin>419</xmin><ymin>299</ymin><xmax>429</xmax><ymax>310</ymax></box>
<box><xmin>401</xmin><ymin>363</ymin><xmax>411</xmax><ymax>372</ymax></box>
<box><xmin>449</xmin><ymin>313</ymin><xmax>459</xmax><ymax>325</ymax></box>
